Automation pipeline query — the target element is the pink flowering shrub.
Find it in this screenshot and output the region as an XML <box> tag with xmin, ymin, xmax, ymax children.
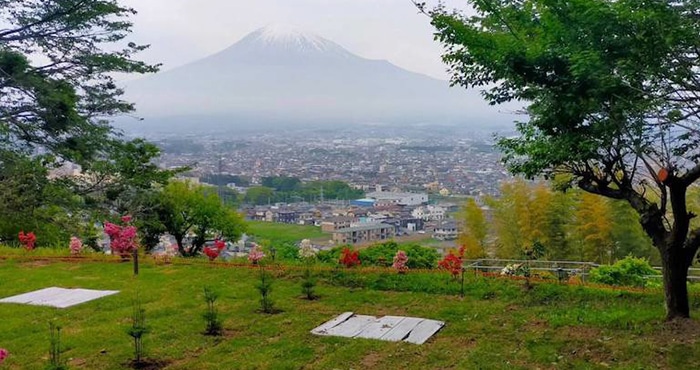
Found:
<box><xmin>204</xmin><ymin>240</ymin><xmax>226</xmax><ymax>261</ymax></box>
<box><xmin>392</xmin><ymin>250</ymin><xmax>409</xmax><ymax>273</ymax></box>
<box><xmin>248</xmin><ymin>243</ymin><xmax>265</xmax><ymax>264</ymax></box>
<box><xmin>18</xmin><ymin>231</ymin><xmax>36</xmax><ymax>250</ymax></box>
<box><xmin>104</xmin><ymin>215</ymin><xmax>138</xmax><ymax>259</ymax></box>
<box><xmin>0</xmin><ymin>348</ymin><xmax>7</xmax><ymax>364</ymax></box>
<box><xmin>69</xmin><ymin>237</ymin><xmax>83</xmax><ymax>256</ymax></box>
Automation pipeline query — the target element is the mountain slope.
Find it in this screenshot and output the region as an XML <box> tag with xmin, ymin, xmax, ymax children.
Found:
<box><xmin>122</xmin><ymin>25</ymin><xmax>500</xmax><ymax>130</ymax></box>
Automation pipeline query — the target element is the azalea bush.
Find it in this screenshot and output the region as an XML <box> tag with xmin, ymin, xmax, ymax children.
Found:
<box><xmin>339</xmin><ymin>247</ymin><xmax>361</xmax><ymax>268</ymax></box>
<box><xmin>18</xmin><ymin>231</ymin><xmax>36</xmax><ymax>250</ymax></box>
<box><xmin>360</xmin><ymin>242</ymin><xmax>439</xmax><ymax>269</ymax></box>
<box><xmin>392</xmin><ymin>250</ymin><xmax>409</xmax><ymax>273</ymax></box>
<box><xmin>248</xmin><ymin>243</ymin><xmax>265</xmax><ymax>264</ymax></box>
<box><xmin>0</xmin><ymin>348</ymin><xmax>7</xmax><ymax>364</ymax></box>
<box><xmin>438</xmin><ymin>246</ymin><xmax>464</xmax><ymax>278</ymax></box>
<box><xmin>298</xmin><ymin>239</ymin><xmax>316</xmax><ymax>259</ymax></box>
<box><xmin>104</xmin><ymin>216</ymin><xmax>138</xmax><ymax>259</ymax></box>
<box><xmin>69</xmin><ymin>237</ymin><xmax>83</xmax><ymax>256</ymax></box>
<box><xmin>203</xmin><ymin>240</ymin><xmax>226</xmax><ymax>261</ymax></box>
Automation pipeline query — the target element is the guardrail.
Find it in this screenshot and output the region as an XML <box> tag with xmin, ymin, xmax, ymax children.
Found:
<box><xmin>464</xmin><ymin>259</ymin><xmax>700</xmax><ymax>282</ymax></box>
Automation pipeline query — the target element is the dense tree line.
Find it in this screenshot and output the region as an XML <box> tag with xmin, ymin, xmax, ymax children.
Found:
<box><xmin>459</xmin><ymin>179</ymin><xmax>658</xmax><ymax>264</ymax></box>
<box><xmin>244</xmin><ymin>178</ymin><xmax>364</xmax><ymax>205</ymax></box>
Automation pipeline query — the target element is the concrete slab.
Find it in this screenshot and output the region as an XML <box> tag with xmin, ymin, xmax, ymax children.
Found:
<box><xmin>311</xmin><ymin>312</ymin><xmax>444</xmax><ymax>344</ymax></box>
<box><xmin>404</xmin><ymin>319</ymin><xmax>445</xmax><ymax>345</ymax></box>
<box><xmin>0</xmin><ymin>287</ymin><xmax>119</xmax><ymax>308</ymax></box>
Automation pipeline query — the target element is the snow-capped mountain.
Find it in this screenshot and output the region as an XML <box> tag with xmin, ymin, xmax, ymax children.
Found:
<box><xmin>121</xmin><ymin>25</ymin><xmax>502</xmax><ymax>132</ymax></box>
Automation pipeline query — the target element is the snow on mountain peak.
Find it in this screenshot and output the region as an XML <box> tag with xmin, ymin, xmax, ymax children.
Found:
<box><xmin>246</xmin><ymin>24</ymin><xmax>347</xmax><ymax>56</ymax></box>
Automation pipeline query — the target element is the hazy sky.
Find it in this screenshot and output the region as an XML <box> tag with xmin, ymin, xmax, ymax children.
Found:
<box><xmin>120</xmin><ymin>0</ymin><xmax>466</xmax><ymax>80</ymax></box>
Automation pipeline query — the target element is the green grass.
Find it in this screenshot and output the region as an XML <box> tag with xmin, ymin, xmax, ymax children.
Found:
<box><xmin>1</xmin><ymin>258</ymin><xmax>699</xmax><ymax>369</ymax></box>
<box><xmin>246</xmin><ymin>221</ymin><xmax>327</xmax><ymax>245</ymax></box>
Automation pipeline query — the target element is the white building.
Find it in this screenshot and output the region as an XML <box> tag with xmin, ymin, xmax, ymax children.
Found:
<box><xmin>411</xmin><ymin>205</ymin><xmax>447</xmax><ymax>221</ymax></box>
<box><xmin>365</xmin><ymin>191</ymin><xmax>428</xmax><ymax>206</ymax></box>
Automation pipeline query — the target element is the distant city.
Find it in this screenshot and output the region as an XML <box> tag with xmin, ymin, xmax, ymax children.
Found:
<box><xmin>146</xmin><ymin>125</ymin><xmax>514</xmax><ymax>198</ymax></box>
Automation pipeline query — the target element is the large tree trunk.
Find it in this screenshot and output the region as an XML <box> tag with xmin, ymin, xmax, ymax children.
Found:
<box><xmin>660</xmin><ymin>248</ymin><xmax>691</xmax><ymax>320</ymax></box>
<box><xmin>174</xmin><ymin>234</ymin><xmax>185</xmax><ymax>256</ymax></box>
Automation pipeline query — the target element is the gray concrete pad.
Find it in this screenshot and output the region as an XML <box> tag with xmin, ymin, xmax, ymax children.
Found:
<box><xmin>0</xmin><ymin>287</ymin><xmax>119</xmax><ymax>308</ymax></box>
<box><xmin>311</xmin><ymin>312</ymin><xmax>444</xmax><ymax>344</ymax></box>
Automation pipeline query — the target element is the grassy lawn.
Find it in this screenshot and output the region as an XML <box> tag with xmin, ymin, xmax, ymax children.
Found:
<box><xmin>0</xmin><ymin>258</ymin><xmax>699</xmax><ymax>369</ymax></box>
<box><xmin>246</xmin><ymin>221</ymin><xmax>327</xmax><ymax>245</ymax></box>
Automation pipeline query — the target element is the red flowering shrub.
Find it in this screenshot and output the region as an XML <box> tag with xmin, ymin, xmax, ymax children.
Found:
<box><xmin>204</xmin><ymin>240</ymin><xmax>226</xmax><ymax>261</ymax></box>
<box><xmin>18</xmin><ymin>231</ymin><xmax>36</xmax><ymax>250</ymax></box>
<box><xmin>438</xmin><ymin>246</ymin><xmax>464</xmax><ymax>277</ymax></box>
<box><xmin>104</xmin><ymin>215</ymin><xmax>138</xmax><ymax>259</ymax></box>
<box><xmin>339</xmin><ymin>248</ymin><xmax>361</xmax><ymax>268</ymax></box>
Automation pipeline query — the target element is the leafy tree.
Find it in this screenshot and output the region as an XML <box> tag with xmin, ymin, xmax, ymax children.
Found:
<box><xmin>573</xmin><ymin>192</ymin><xmax>615</xmax><ymax>264</ymax></box>
<box><xmin>0</xmin><ymin>0</ymin><xmax>157</xmax><ymax>163</ymax></box>
<box><xmin>244</xmin><ymin>186</ymin><xmax>275</xmax><ymax>205</ymax></box>
<box><xmin>153</xmin><ymin>181</ymin><xmax>246</xmax><ymax>257</ymax></box>
<box><xmin>458</xmin><ymin>198</ymin><xmax>488</xmax><ymax>258</ymax></box>
<box><xmin>421</xmin><ymin>0</ymin><xmax>700</xmax><ymax>318</ymax></box>
<box><xmin>0</xmin><ymin>1</ymin><xmax>167</xmax><ymax>249</ymax></box>
<box><xmin>262</xmin><ymin>176</ymin><xmax>301</xmax><ymax>192</ymax></box>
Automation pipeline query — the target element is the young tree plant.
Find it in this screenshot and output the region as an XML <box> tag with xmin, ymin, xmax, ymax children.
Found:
<box><xmin>127</xmin><ymin>298</ymin><xmax>149</xmax><ymax>366</ymax></box>
<box><xmin>202</xmin><ymin>287</ymin><xmax>223</xmax><ymax>336</ymax></box>
<box><xmin>257</xmin><ymin>265</ymin><xmax>275</xmax><ymax>313</ymax></box>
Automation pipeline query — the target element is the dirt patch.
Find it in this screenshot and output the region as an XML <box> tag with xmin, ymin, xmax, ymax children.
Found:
<box><xmin>560</xmin><ymin>326</ymin><xmax>602</xmax><ymax>341</ymax></box>
<box><xmin>126</xmin><ymin>358</ymin><xmax>170</xmax><ymax>370</ymax></box>
<box><xmin>524</xmin><ymin>319</ymin><xmax>550</xmax><ymax>331</ymax></box>
<box><xmin>360</xmin><ymin>352</ymin><xmax>384</xmax><ymax>368</ymax></box>
<box><xmin>652</xmin><ymin>318</ymin><xmax>700</xmax><ymax>345</ymax></box>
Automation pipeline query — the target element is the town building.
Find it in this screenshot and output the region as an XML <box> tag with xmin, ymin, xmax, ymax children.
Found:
<box><xmin>365</xmin><ymin>191</ymin><xmax>428</xmax><ymax>206</ymax></box>
<box><xmin>433</xmin><ymin>220</ymin><xmax>459</xmax><ymax>241</ymax></box>
<box><xmin>320</xmin><ymin>216</ymin><xmax>356</xmax><ymax>232</ymax></box>
<box><xmin>411</xmin><ymin>205</ymin><xmax>447</xmax><ymax>221</ymax></box>
<box><xmin>332</xmin><ymin>223</ymin><xmax>395</xmax><ymax>245</ymax></box>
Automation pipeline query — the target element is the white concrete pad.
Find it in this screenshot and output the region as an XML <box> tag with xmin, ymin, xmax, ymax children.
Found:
<box><xmin>324</xmin><ymin>315</ymin><xmax>376</xmax><ymax>337</ymax></box>
<box><xmin>310</xmin><ymin>311</ymin><xmax>354</xmax><ymax>335</ymax></box>
<box><xmin>0</xmin><ymin>287</ymin><xmax>119</xmax><ymax>308</ymax></box>
<box><xmin>355</xmin><ymin>316</ymin><xmax>405</xmax><ymax>339</ymax></box>
<box><xmin>381</xmin><ymin>317</ymin><xmax>425</xmax><ymax>342</ymax></box>
<box><xmin>404</xmin><ymin>319</ymin><xmax>445</xmax><ymax>345</ymax></box>
<box><xmin>311</xmin><ymin>312</ymin><xmax>444</xmax><ymax>344</ymax></box>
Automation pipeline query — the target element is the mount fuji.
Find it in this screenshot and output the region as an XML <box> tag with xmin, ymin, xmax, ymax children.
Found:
<box><xmin>121</xmin><ymin>25</ymin><xmax>504</xmax><ymax>132</ymax></box>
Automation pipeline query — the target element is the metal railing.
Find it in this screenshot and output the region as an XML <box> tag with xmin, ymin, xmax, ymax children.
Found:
<box><xmin>464</xmin><ymin>259</ymin><xmax>700</xmax><ymax>282</ymax></box>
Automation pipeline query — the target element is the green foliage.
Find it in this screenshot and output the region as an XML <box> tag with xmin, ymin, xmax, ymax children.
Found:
<box><xmin>202</xmin><ymin>287</ymin><xmax>223</xmax><ymax>336</ymax></box>
<box><xmin>0</xmin><ymin>0</ymin><xmax>157</xmax><ymax>162</ymax></box>
<box><xmin>359</xmin><ymin>242</ymin><xmax>439</xmax><ymax>269</ymax></box>
<box><xmin>200</xmin><ymin>174</ymin><xmax>251</xmax><ymax>187</ymax></box>
<box><xmin>149</xmin><ymin>181</ymin><xmax>247</xmax><ymax>256</ymax></box>
<box><xmin>489</xmin><ymin>180</ymin><xmax>656</xmax><ymax>263</ymax></box>
<box><xmin>243</xmin><ymin>179</ymin><xmax>364</xmax><ymax>205</ymax></box>
<box><xmin>589</xmin><ymin>256</ymin><xmax>657</xmax><ymax>287</ymax></box>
